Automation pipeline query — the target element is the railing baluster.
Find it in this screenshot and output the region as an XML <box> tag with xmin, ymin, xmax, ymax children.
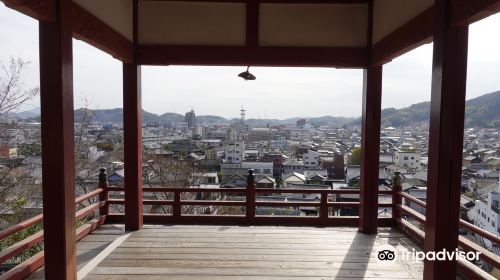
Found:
<box><xmin>246</xmin><ymin>169</ymin><xmax>256</xmax><ymax>222</ymax></box>
<box><xmin>320</xmin><ymin>192</ymin><xmax>329</xmax><ymax>222</ymax></box>
<box><xmin>99</xmin><ymin>167</ymin><xmax>109</xmax><ymax>217</ymax></box>
<box><xmin>392</xmin><ymin>171</ymin><xmax>402</xmax><ymax>221</ymax></box>
<box><xmin>173</xmin><ymin>190</ymin><xmax>181</xmax><ymax>220</ymax></box>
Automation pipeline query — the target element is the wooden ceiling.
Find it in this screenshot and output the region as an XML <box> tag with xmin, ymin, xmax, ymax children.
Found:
<box><xmin>2</xmin><ymin>0</ymin><xmax>500</xmax><ymax>66</ymax></box>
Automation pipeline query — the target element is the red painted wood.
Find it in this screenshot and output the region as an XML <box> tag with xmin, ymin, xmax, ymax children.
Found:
<box><xmin>0</xmin><ymin>231</ymin><xmax>43</xmax><ymax>264</ymax></box>
<box><xmin>359</xmin><ymin>66</ymin><xmax>382</xmax><ymax>234</ymax></box>
<box><xmin>138</xmin><ymin>187</ymin><xmax>364</xmax><ymax>194</ymax></box>
<box><xmin>424</xmin><ymin>0</ymin><xmax>469</xmax><ymax>277</ymax></box>
<box><xmin>123</xmin><ymin>0</ymin><xmax>143</xmax><ymax>231</ymax></box>
<box><xmin>38</xmin><ymin>0</ymin><xmax>76</xmax><ymax>278</ymax></box>
<box><xmin>2</xmin><ymin>0</ymin><xmax>55</xmax><ymax>21</ymax></box>
<box><xmin>75</xmin><ymin>216</ymin><xmax>106</xmax><ymax>241</ymax></box>
<box><xmin>74</xmin><ymin>188</ymin><xmax>103</xmax><ymax>205</ymax></box>
<box><xmin>75</xmin><ymin>201</ymin><xmax>106</xmax><ymax>220</ymax></box>
<box><xmin>397</xmin><ymin>219</ymin><xmax>491</xmax><ymax>280</ymax></box>
<box><xmin>0</xmin><ymin>251</ymin><xmax>45</xmax><ymax>280</ymax></box>
<box><xmin>123</xmin><ymin>63</ymin><xmax>143</xmax><ymax>231</ymax></box>
<box><xmin>106</xmin><ymin>198</ymin><xmax>391</xmax><ymax>208</ymax></box>
<box><xmin>452</xmin><ymin>0</ymin><xmax>500</xmax><ymax>26</ymax></box>
<box><xmin>72</xmin><ymin>3</ymin><xmax>134</xmax><ymax>63</ymax></box>
<box><xmin>142</xmin><ymin>0</ymin><xmax>369</xmax><ymax>3</ymax></box>
<box><xmin>395</xmin><ymin>204</ymin><xmax>500</xmax><ymax>269</ymax></box>
<box><xmin>173</xmin><ymin>191</ymin><xmax>181</xmax><ymax>218</ymax></box>
<box><xmin>0</xmin><ymin>214</ymin><xmax>42</xmax><ymax>240</ymax></box>
<box><xmin>399</xmin><ymin>191</ymin><xmax>427</xmax><ymax>208</ymax></box>
<box><xmin>106</xmin><ymin>213</ymin><xmax>396</xmax><ymax>227</ymax></box>
<box><xmin>136</xmin><ymin>46</ymin><xmax>367</xmax><ymax>67</ymax></box>
<box><xmin>391</xmin><ymin>172</ymin><xmax>402</xmax><ymax>221</ymax></box>
<box><xmin>98</xmin><ymin>168</ymin><xmax>109</xmax><ymax>216</ymax></box>
<box><xmin>246</xmin><ymin>170</ymin><xmax>256</xmax><ymax>222</ymax></box>
<box><xmin>397</xmin><ymin>191</ymin><xmax>500</xmax><ymax>244</ymax></box>
<box><xmin>371</xmin><ymin>7</ymin><xmax>434</xmax><ymax>66</ymax></box>
<box><xmin>319</xmin><ymin>193</ymin><xmax>329</xmax><ymax>221</ymax></box>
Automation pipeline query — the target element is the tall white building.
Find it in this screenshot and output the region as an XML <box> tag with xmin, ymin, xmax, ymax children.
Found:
<box><xmin>225</xmin><ymin>141</ymin><xmax>245</xmax><ymax>164</ymax></box>
<box><xmin>303</xmin><ymin>150</ymin><xmax>320</xmax><ymax>169</ymax></box>
<box><xmin>469</xmin><ymin>183</ymin><xmax>500</xmax><ymax>251</ymax></box>
<box><xmin>395</xmin><ymin>150</ymin><xmax>421</xmax><ymax>170</ymax></box>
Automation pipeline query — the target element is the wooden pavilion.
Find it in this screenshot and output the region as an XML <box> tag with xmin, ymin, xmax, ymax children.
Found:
<box><xmin>1</xmin><ymin>0</ymin><xmax>500</xmax><ymax>279</ymax></box>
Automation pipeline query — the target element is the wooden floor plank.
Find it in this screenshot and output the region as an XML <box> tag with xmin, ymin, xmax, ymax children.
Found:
<box><xmin>84</xmin><ymin>276</ymin><xmax>415</xmax><ymax>280</ymax></box>
<box><xmin>29</xmin><ymin>225</ymin><xmax>424</xmax><ymax>280</ymax></box>
<box><xmin>89</xmin><ymin>266</ymin><xmax>415</xmax><ymax>278</ymax></box>
<box><xmin>84</xmin><ymin>225</ymin><xmax>422</xmax><ymax>279</ymax></box>
<box><xmin>98</xmin><ymin>259</ymin><xmax>404</xmax><ymax>270</ymax></box>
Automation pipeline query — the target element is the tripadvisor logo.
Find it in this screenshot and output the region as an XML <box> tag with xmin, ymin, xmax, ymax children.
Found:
<box><xmin>375</xmin><ymin>245</ymin><xmax>481</xmax><ymax>262</ymax></box>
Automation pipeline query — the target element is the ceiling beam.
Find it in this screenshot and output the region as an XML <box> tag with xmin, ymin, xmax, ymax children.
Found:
<box><xmin>4</xmin><ymin>0</ymin><xmax>498</xmax><ymax>67</ymax></box>
<box><xmin>2</xmin><ymin>0</ymin><xmax>55</xmax><ymax>21</ymax></box>
<box><xmin>136</xmin><ymin>45</ymin><xmax>367</xmax><ymax>67</ymax></box>
<box><xmin>371</xmin><ymin>0</ymin><xmax>500</xmax><ymax>66</ymax></box>
<box><xmin>371</xmin><ymin>7</ymin><xmax>434</xmax><ymax>66</ymax></box>
<box><xmin>72</xmin><ymin>4</ymin><xmax>134</xmax><ymax>63</ymax></box>
<box><xmin>139</xmin><ymin>0</ymin><xmax>369</xmax><ymax>3</ymax></box>
<box><xmin>452</xmin><ymin>0</ymin><xmax>500</xmax><ymax>25</ymax></box>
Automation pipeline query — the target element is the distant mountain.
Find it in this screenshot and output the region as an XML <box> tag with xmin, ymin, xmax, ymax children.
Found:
<box><xmin>464</xmin><ymin>91</ymin><xmax>500</xmax><ymax>128</ymax></box>
<box><xmin>158</xmin><ymin>113</ymin><xmax>184</xmax><ymax>123</ymax></box>
<box><xmin>307</xmin><ymin>116</ymin><xmax>355</xmax><ymax>126</ymax></box>
<box><xmin>13</xmin><ymin>107</ymin><xmax>40</xmax><ymax>119</ymax></box>
<box><xmin>378</xmin><ymin>90</ymin><xmax>500</xmax><ymax>128</ymax></box>
<box><xmin>197</xmin><ymin>115</ymin><xmax>229</xmax><ymax>125</ymax></box>
<box><xmin>14</xmin><ymin>90</ymin><xmax>500</xmax><ymax>127</ymax></box>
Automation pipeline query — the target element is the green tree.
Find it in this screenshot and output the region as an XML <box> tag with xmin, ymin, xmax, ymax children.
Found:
<box><xmin>349</xmin><ymin>147</ymin><xmax>361</xmax><ymax>165</ymax></box>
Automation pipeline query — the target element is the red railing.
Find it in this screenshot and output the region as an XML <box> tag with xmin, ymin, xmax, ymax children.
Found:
<box><xmin>9</xmin><ymin>169</ymin><xmax>499</xmax><ymax>279</ymax></box>
<box><xmin>0</xmin><ymin>168</ymin><xmax>109</xmax><ymax>280</ymax></box>
<box><xmin>104</xmin><ymin>170</ymin><xmax>394</xmax><ymax>227</ymax></box>
<box><xmin>392</xmin><ymin>173</ymin><xmax>500</xmax><ymax>279</ymax></box>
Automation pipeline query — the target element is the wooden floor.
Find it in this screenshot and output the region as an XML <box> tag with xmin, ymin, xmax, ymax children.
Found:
<box><xmin>31</xmin><ymin>225</ymin><xmax>425</xmax><ymax>279</ymax></box>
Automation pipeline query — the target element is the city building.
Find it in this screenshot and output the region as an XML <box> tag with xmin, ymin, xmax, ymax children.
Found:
<box><xmin>184</xmin><ymin>109</ymin><xmax>196</xmax><ymax>128</ymax></box>
<box><xmin>395</xmin><ymin>149</ymin><xmax>421</xmax><ymax>170</ymax></box>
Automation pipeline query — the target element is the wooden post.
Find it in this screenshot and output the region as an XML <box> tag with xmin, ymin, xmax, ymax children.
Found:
<box><xmin>320</xmin><ymin>192</ymin><xmax>329</xmax><ymax>223</ymax></box>
<box><xmin>124</xmin><ymin>0</ymin><xmax>142</xmax><ymax>231</ymax></box>
<box><xmin>39</xmin><ymin>0</ymin><xmax>76</xmax><ymax>278</ymax></box>
<box><xmin>123</xmin><ymin>63</ymin><xmax>143</xmax><ymax>231</ymax></box>
<box><xmin>173</xmin><ymin>190</ymin><xmax>181</xmax><ymax>219</ymax></box>
<box><xmin>424</xmin><ymin>0</ymin><xmax>469</xmax><ymax>278</ymax></box>
<box><xmin>99</xmin><ymin>167</ymin><xmax>109</xmax><ymax>216</ymax></box>
<box><xmin>246</xmin><ymin>169</ymin><xmax>256</xmax><ymax>222</ymax></box>
<box><xmin>392</xmin><ymin>172</ymin><xmax>402</xmax><ymax>221</ymax></box>
<box><xmin>359</xmin><ymin>66</ymin><xmax>382</xmax><ymax>234</ymax></box>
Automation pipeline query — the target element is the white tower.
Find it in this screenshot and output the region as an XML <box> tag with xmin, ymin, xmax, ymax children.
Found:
<box><xmin>240</xmin><ymin>106</ymin><xmax>246</xmax><ymax>124</ymax></box>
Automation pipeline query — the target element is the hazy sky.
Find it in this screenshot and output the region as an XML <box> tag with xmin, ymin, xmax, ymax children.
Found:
<box><xmin>0</xmin><ymin>4</ymin><xmax>499</xmax><ymax>119</ymax></box>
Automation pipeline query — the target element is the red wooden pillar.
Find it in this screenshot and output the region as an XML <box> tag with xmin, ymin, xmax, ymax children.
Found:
<box><xmin>123</xmin><ymin>63</ymin><xmax>143</xmax><ymax>231</ymax></box>
<box><xmin>359</xmin><ymin>66</ymin><xmax>382</xmax><ymax>234</ymax></box>
<box><xmin>424</xmin><ymin>0</ymin><xmax>469</xmax><ymax>278</ymax></box>
<box><xmin>124</xmin><ymin>0</ymin><xmax>142</xmax><ymax>231</ymax></box>
<box><xmin>39</xmin><ymin>0</ymin><xmax>76</xmax><ymax>279</ymax></box>
<box><xmin>246</xmin><ymin>169</ymin><xmax>256</xmax><ymax>223</ymax></box>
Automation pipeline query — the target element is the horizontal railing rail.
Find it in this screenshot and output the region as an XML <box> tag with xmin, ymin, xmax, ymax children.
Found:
<box><xmin>392</xmin><ymin>180</ymin><xmax>500</xmax><ymax>279</ymax></box>
<box><xmin>108</xmin><ymin>186</ymin><xmax>393</xmax><ymax>195</ymax></box>
<box><xmin>0</xmin><ymin>168</ymin><xmax>395</xmax><ymax>279</ymax></box>
<box><xmin>0</xmin><ymin>168</ymin><xmax>110</xmax><ymax>280</ymax></box>
<box><xmin>105</xmin><ymin>170</ymin><xmax>394</xmax><ymax>227</ymax></box>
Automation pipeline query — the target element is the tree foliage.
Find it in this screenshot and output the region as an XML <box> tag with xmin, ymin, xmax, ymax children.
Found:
<box><xmin>0</xmin><ymin>58</ymin><xmax>39</xmax><ymax>228</ymax></box>
<box><xmin>349</xmin><ymin>147</ymin><xmax>361</xmax><ymax>165</ymax></box>
<box><xmin>0</xmin><ymin>58</ymin><xmax>39</xmax><ymax>118</ymax></box>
